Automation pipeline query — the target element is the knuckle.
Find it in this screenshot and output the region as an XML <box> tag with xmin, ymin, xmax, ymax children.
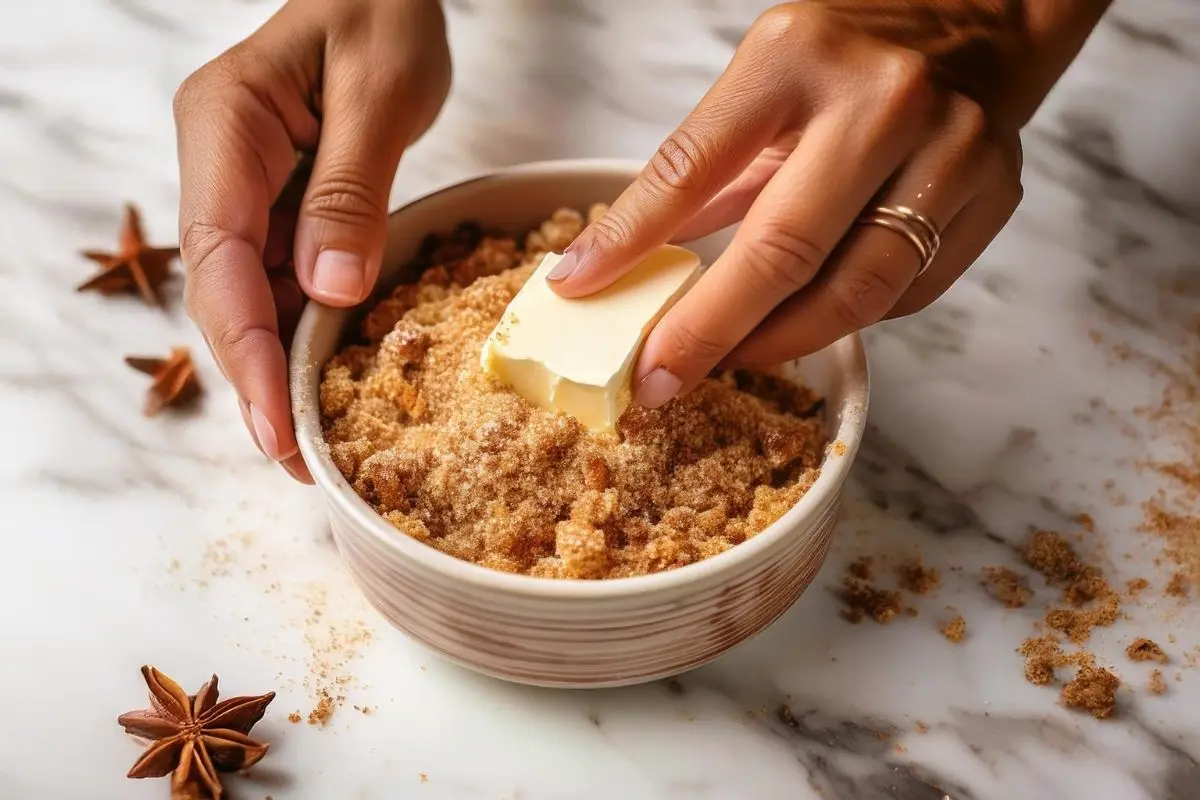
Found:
<box><xmin>741</xmin><ymin>223</ymin><xmax>827</xmax><ymax>293</ymax></box>
<box><xmin>585</xmin><ymin>211</ymin><xmax>634</xmax><ymax>251</ymax></box>
<box><xmin>875</xmin><ymin>48</ymin><xmax>936</xmax><ymax>117</ymax></box>
<box><xmin>304</xmin><ymin>168</ymin><xmax>386</xmax><ymax>228</ymax></box>
<box><xmin>949</xmin><ymin>96</ymin><xmax>989</xmax><ymax>146</ymax></box>
<box><xmin>828</xmin><ymin>268</ymin><xmax>897</xmax><ymax>330</ymax></box>
<box><xmin>747</xmin><ymin>3</ymin><xmax>822</xmax><ymax>51</ymax></box>
<box><xmin>646</xmin><ymin>127</ymin><xmax>711</xmax><ymax>195</ymax></box>
<box><xmin>208</xmin><ymin>320</ymin><xmax>273</xmax><ymax>373</ymax></box>
<box><xmin>179</xmin><ymin>221</ymin><xmax>232</xmax><ymax>320</ymax></box>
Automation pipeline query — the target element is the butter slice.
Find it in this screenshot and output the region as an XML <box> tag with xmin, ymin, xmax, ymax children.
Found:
<box><xmin>480</xmin><ymin>245</ymin><xmax>703</xmax><ymax>432</ymax></box>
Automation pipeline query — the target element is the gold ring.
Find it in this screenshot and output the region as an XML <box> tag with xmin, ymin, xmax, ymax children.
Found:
<box><xmin>855</xmin><ymin>205</ymin><xmax>941</xmax><ymax>276</ymax></box>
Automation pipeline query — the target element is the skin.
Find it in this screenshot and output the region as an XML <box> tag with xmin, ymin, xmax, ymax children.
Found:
<box><xmin>175</xmin><ymin>0</ymin><xmax>1111</xmax><ymax>482</ymax></box>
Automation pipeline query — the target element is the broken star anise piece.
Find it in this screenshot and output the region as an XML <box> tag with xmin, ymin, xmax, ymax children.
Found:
<box><xmin>118</xmin><ymin>665</ymin><xmax>275</xmax><ymax>800</ymax></box>
<box><xmin>78</xmin><ymin>203</ymin><xmax>179</xmax><ymax>305</ymax></box>
<box><xmin>125</xmin><ymin>347</ymin><xmax>201</xmax><ymax>416</ymax></box>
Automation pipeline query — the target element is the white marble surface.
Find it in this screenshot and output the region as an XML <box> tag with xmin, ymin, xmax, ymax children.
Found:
<box><xmin>3</xmin><ymin>1</ymin><xmax>1200</xmax><ymax>798</ymax></box>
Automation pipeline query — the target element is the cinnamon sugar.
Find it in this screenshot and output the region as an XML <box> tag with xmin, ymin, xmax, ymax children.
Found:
<box><xmin>1062</xmin><ymin>666</ymin><xmax>1120</xmax><ymax>719</ymax></box>
<box><xmin>319</xmin><ymin>209</ymin><xmax>827</xmax><ymax>579</ymax></box>
<box><xmin>1148</xmin><ymin>669</ymin><xmax>1168</xmax><ymax>695</ymax></box>
<box><xmin>1126</xmin><ymin>638</ymin><xmax>1168</xmax><ymax>663</ymax></box>
<box><xmin>1019</xmin><ymin>636</ymin><xmax>1120</xmax><ymax>718</ymax></box>
<box><xmin>982</xmin><ymin>566</ymin><xmax>1033</xmax><ymax>608</ymax></box>
<box><xmin>1024</xmin><ymin>530</ymin><xmax>1119</xmax><ymax>644</ymax></box>
<box><xmin>940</xmin><ymin>615</ymin><xmax>966</xmax><ymax>643</ymax></box>
<box><xmin>897</xmin><ymin>560</ymin><xmax>940</xmax><ymax>595</ymax></box>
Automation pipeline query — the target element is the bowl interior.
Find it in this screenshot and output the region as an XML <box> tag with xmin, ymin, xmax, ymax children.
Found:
<box><xmin>291</xmin><ymin>159</ymin><xmax>869</xmax><ymax>597</ymax></box>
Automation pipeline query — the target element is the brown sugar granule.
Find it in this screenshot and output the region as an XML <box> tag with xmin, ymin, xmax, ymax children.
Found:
<box><xmin>1024</xmin><ymin>530</ymin><xmax>1120</xmax><ymax>644</ymax></box>
<box><xmin>847</xmin><ymin>556</ymin><xmax>874</xmax><ymax>581</ymax></box>
<box><xmin>1024</xmin><ymin>529</ymin><xmax>1085</xmax><ymax>583</ymax></box>
<box><xmin>1061</xmin><ymin>665</ymin><xmax>1120</xmax><ymax>719</ymax></box>
<box><xmin>982</xmin><ymin>566</ymin><xmax>1033</xmax><ymax>608</ymax></box>
<box><xmin>320</xmin><ymin>209</ymin><xmax>827</xmax><ymax>579</ymax></box>
<box><xmin>308</xmin><ymin>689</ymin><xmax>335</xmax><ymax>727</ymax></box>
<box><xmin>1018</xmin><ymin>636</ymin><xmax>1094</xmax><ymax>686</ymax></box>
<box><xmin>1148</xmin><ymin>669</ymin><xmax>1168</xmax><ymax>695</ymax></box>
<box><xmin>897</xmin><ymin>560</ymin><xmax>940</xmax><ymax>595</ymax></box>
<box><xmin>837</xmin><ymin>576</ymin><xmax>905</xmax><ymax>624</ymax></box>
<box><xmin>1165</xmin><ymin>571</ymin><xmax>1190</xmax><ymax>598</ymax></box>
<box><xmin>1126</xmin><ymin>638</ymin><xmax>1169</xmax><ymax>663</ymax></box>
<box><xmin>1141</xmin><ymin>502</ymin><xmax>1200</xmax><ymax>586</ymax></box>
<box><xmin>940</xmin><ymin>615</ymin><xmax>966</xmax><ymax>643</ymax></box>
<box><xmin>1126</xmin><ymin>577</ymin><xmax>1150</xmax><ymax>595</ymax></box>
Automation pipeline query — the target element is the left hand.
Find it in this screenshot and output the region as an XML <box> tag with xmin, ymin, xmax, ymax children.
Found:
<box><xmin>546</xmin><ymin>2</ymin><xmax>1026</xmax><ymax>408</ymax></box>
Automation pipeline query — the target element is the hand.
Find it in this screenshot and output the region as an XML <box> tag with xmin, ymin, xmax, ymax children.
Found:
<box><xmin>548</xmin><ymin>1</ymin><xmax>1100</xmax><ymax>409</ymax></box>
<box><xmin>173</xmin><ymin>0</ymin><xmax>451</xmax><ymax>482</ymax></box>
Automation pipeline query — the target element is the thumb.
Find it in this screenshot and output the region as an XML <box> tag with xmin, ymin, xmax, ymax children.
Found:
<box><xmin>293</xmin><ymin>63</ymin><xmax>416</xmax><ymax>307</ymax></box>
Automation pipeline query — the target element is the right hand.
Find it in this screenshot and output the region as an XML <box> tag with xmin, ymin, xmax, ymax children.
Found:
<box><xmin>174</xmin><ymin>0</ymin><xmax>451</xmax><ymax>483</ymax></box>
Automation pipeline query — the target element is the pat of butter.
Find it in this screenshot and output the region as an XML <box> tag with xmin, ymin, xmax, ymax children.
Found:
<box><xmin>480</xmin><ymin>245</ymin><xmax>703</xmax><ymax>432</ymax></box>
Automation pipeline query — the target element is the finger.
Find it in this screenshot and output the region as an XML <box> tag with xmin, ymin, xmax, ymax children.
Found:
<box><xmin>672</xmin><ymin>140</ymin><xmax>794</xmax><ymax>243</ymax></box>
<box><xmin>265</xmin><ymin>153</ymin><xmax>313</xmax><ymax>269</ymax></box>
<box><xmin>292</xmin><ymin>39</ymin><xmax>430</xmax><ymax>307</ymax></box>
<box><xmin>632</xmin><ymin>103</ymin><xmax>925</xmax><ymax>408</ymax></box>
<box><xmin>726</xmin><ymin>106</ymin><xmax>1008</xmax><ymax>366</ymax></box>
<box><xmin>547</xmin><ymin>45</ymin><xmax>803</xmax><ymax>297</ymax></box>
<box><xmin>175</xmin><ymin>49</ymin><xmax>318</xmax><ymax>463</ymax></box>
<box><xmin>282</xmin><ymin>452</ymin><xmax>315</xmax><ymax>484</ymax></box>
<box><xmin>887</xmin><ymin>157</ymin><xmax>1023</xmax><ymax>319</ymax></box>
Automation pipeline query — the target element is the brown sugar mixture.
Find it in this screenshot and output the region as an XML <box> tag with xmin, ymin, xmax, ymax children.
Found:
<box><xmin>319</xmin><ymin>208</ymin><xmax>828</xmax><ymax>579</ymax></box>
<box><xmin>1025</xmin><ymin>530</ymin><xmax>1120</xmax><ymax>644</ymax></box>
<box><xmin>1126</xmin><ymin>638</ymin><xmax>1168</xmax><ymax>663</ymax></box>
<box><xmin>940</xmin><ymin>615</ymin><xmax>966</xmax><ymax>643</ymax></box>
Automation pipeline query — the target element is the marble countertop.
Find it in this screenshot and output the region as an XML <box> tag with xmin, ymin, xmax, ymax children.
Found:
<box><xmin>3</xmin><ymin>1</ymin><xmax>1200</xmax><ymax>798</ymax></box>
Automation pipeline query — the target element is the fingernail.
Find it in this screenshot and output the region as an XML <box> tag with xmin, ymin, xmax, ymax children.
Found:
<box><xmin>312</xmin><ymin>249</ymin><xmax>364</xmax><ymax>302</ymax></box>
<box><xmin>635</xmin><ymin>367</ymin><xmax>683</xmax><ymax>409</ymax></box>
<box><xmin>249</xmin><ymin>403</ymin><xmax>282</xmax><ymax>461</ymax></box>
<box><xmin>545</xmin><ymin>249</ymin><xmax>581</xmax><ymax>282</ymax></box>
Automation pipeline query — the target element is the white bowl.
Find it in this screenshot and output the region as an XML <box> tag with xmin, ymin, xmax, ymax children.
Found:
<box><xmin>290</xmin><ymin>159</ymin><xmax>869</xmax><ymax>688</ymax></box>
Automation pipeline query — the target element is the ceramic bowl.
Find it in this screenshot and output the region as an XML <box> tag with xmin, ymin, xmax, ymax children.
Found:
<box><xmin>290</xmin><ymin>158</ymin><xmax>869</xmax><ymax>688</ymax></box>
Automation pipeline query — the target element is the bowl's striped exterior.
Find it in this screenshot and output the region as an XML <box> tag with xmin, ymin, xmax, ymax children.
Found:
<box><xmin>328</xmin><ymin>491</ymin><xmax>840</xmax><ymax>688</ymax></box>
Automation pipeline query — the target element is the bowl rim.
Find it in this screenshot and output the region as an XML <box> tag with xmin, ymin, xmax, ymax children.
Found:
<box><xmin>291</xmin><ymin>157</ymin><xmax>870</xmax><ymax>600</ymax></box>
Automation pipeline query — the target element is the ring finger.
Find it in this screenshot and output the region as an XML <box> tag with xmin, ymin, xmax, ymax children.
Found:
<box><xmin>724</xmin><ymin>102</ymin><xmax>999</xmax><ymax>365</ymax></box>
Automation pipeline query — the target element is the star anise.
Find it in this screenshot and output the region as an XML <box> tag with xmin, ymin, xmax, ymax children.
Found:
<box><xmin>125</xmin><ymin>347</ymin><xmax>201</xmax><ymax>416</ymax></box>
<box><xmin>78</xmin><ymin>203</ymin><xmax>179</xmax><ymax>305</ymax></box>
<box><xmin>118</xmin><ymin>666</ymin><xmax>275</xmax><ymax>800</ymax></box>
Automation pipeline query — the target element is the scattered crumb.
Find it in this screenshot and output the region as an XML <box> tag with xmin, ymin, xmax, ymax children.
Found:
<box><xmin>1126</xmin><ymin>638</ymin><xmax>1169</xmax><ymax>663</ymax></box>
<box><xmin>982</xmin><ymin>566</ymin><xmax>1033</xmax><ymax>608</ymax></box>
<box><xmin>354</xmin><ymin>704</ymin><xmax>375</xmax><ymax>716</ymax></box>
<box><xmin>1018</xmin><ymin>636</ymin><xmax>1093</xmax><ymax>686</ymax></box>
<box><xmin>1076</xmin><ymin>513</ymin><xmax>1095</xmax><ymax>532</ymax></box>
<box><xmin>915</xmin><ymin>721</ymin><xmax>929</xmax><ymax>734</ymax></box>
<box><xmin>1166</xmin><ymin>571</ymin><xmax>1190</xmax><ymax>598</ymax></box>
<box><xmin>897</xmin><ymin>560</ymin><xmax>940</xmax><ymax>595</ymax></box>
<box><xmin>420</xmin><ymin>773</ymin><xmax>428</xmax><ymax>783</ymax></box>
<box><xmin>1025</xmin><ymin>530</ymin><xmax>1120</xmax><ymax>644</ymax></box>
<box><xmin>287</xmin><ymin>712</ymin><xmax>302</xmax><ymax>724</ymax></box>
<box><xmin>940</xmin><ymin>615</ymin><xmax>966</xmax><ymax>643</ymax></box>
<box><xmin>836</xmin><ymin>575</ymin><xmax>904</xmax><ymax>624</ymax></box>
<box><xmin>308</xmin><ymin>689</ymin><xmax>335</xmax><ymax>727</ymax></box>
<box><xmin>847</xmin><ymin>556</ymin><xmax>874</xmax><ymax>581</ymax></box>
<box><xmin>1126</xmin><ymin>577</ymin><xmax>1150</xmax><ymax>595</ymax></box>
<box><xmin>1148</xmin><ymin>669</ymin><xmax>1168</xmax><ymax>695</ymax></box>
<box><xmin>1061</xmin><ymin>665</ymin><xmax>1120</xmax><ymax>719</ymax></box>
